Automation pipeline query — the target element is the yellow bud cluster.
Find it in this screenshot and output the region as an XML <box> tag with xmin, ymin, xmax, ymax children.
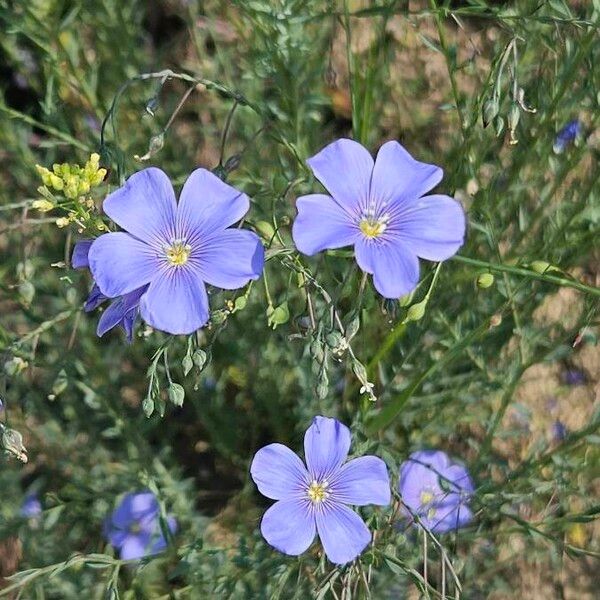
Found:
<box><xmin>35</xmin><ymin>153</ymin><xmax>107</xmax><ymax>200</ymax></box>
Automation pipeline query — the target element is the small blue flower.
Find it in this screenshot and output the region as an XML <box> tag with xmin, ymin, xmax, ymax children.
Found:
<box><xmin>552</xmin><ymin>420</ymin><xmax>568</xmax><ymax>442</ymax></box>
<box><xmin>88</xmin><ymin>168</ymin><xmax>264</xmax><ymax>335</ymax></box>
<box><xmin>103</xmin><ymin>491</ymin><xmax>177</xmax><ymax>560</ymax></box>
<box><xmin>553</xmin><ymin>120</ymin><xmax>581</xmax><ymax>154</ymax></box>
<box><xmin>292</xmin><ymin>139</ymin><xmax>466</xmax><ymax>299</ymax></box>
<box><xmin>250</xmin><ymin>416</ymin><xmax>390</xmax><ymax>565</ymax></box>
<box><xmin>562</xmin><ymin>368</ymin><xmax>586</xmax><ymax>386</ymax></box>
<box><xmin>20</xmin><ymin>493</ymin><xmax>42</xmax><ymax>518</ymax></box>
<box><xmin>399</xmin><ymin>450</ymin><xmax>474</xmax><ymax>533</ymax></box>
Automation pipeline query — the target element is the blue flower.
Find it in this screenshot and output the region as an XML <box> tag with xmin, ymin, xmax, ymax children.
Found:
<box><xmin>72</xmin><ymin>240</ymin><xmax>144</xmax><ymax>343</ymax></box>
<box><xmin>88</xmin><ymin>168</ymin><xmax>264</xmax><ymax>335</ymax></box>
<box><xmin>103</xmin><ymin>491</ymin><xmax>177</xmax><ymax>560</ymax></box>
<box><xmin>552</xmin><ymin>420</ymin><xmax>568</xmax><ymax>442</ymax></box>
<box><xmin>20</xmin><ymin>493</ymin><xmax>42</xmax><ymax>518</ymax></box>
<box><xmin>399</xmin><ymin>450</ymin><xmax>474</xmax><ymax>533</ymax></box>
<box><xmin>553</xmin><ymin>120</ymin><xmax>581</xmax><ymax>154</ymax></box>
<box><xmin>250</xmin><ymin>416</ymin><xmax>390</xmax><ymax>565</ymax></box>
<box><xmin>292</xmin><ymin>139</ymin><xmax>466</xmax><ymax>298</ymax></box>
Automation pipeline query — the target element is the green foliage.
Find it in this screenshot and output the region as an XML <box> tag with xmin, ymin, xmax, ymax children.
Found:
<box><xmin>0</xmin><ymin>0</ymin><xmax>599</xmax><ymax>598</ymax></box>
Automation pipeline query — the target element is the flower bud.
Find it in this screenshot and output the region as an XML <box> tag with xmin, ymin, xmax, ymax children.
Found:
<box><xmin>192</xmin><ymin>348</ymin><xmax>208</xmax><ymax>370</ymax></box>
<box><xmin>507</xmin><ymin>103</ymin><xmax>520</xmax><ymax>132</ymax></box>
<box><xmin>529</xmin><ymin>260</ymin><xmax>558</xmax><ymax>274</ymax></box>
<box><xmin>406</xmin><ymin>300</ymin><xmax>427</xmax><ymax>322</ymax></box>
<box><xmin>482</xmin><ymin>98</ymin><xmax>499</xmax><ymax>128</ymax></box>
<box><xmin>168</xmin><ymin>383</ymin><xmax>185</xmax><ymax>407</ymax></box>
<box><xmin>1</xmin><ymin>426</ymin><xmax>28</xmax><ymax>462</ymax></box>
<box><xmin>477</xmin><ymin>273</ymin><xmax>495</xmax><ymax>289</ymax></box>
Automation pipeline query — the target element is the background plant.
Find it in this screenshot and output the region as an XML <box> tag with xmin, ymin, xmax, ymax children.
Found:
<box><xmin>0</xmin><ymin>0</ymin><xmax>598</xmax><ymax>598</ymax></box>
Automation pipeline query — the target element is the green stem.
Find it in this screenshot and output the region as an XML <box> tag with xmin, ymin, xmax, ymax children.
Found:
<box><xmin>452</xmin><ymin>255</ymin><xmax>600</xmax><ymax>297</ymax></box>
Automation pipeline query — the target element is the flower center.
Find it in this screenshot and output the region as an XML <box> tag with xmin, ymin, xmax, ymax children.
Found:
<box><xmin>307</xmin><ymin>480</ymin><xmax>329</xmax><ymax>504</ymax></box>
<box><xmin>165</xmin><ymin>240</ymin><xmax>192</xmax><ymax>266</ymax></box>
<box><xmin>420</xmin><ymin>490</ymin><xmax>435</xmax><ymax>505</ymax></box>
<box><xmin>359</xmin><ymin>212</ymin><xmax>389</xmax><ymax>239</ymax></box>
<box><xmin>129</xmin><ymin>522</ymin><xmax>142</xmax><ymax>534</ymax></box>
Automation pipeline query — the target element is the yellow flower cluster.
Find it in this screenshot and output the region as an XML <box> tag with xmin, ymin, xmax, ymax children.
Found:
<box><xmin>33</xmin><ymin>154</ymin><xmax>108</xmax><ymax>232</ymax></box>
<box><xmin>36</xmin><ymin>153</ymin><xmax>107</xmax><ymax>200</ymax></box>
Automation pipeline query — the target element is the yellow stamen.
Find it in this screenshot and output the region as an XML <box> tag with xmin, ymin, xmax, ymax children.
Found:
<box><xmin>307</xmin><ymin>480</ymin><xmax>329</xmax><ymax>503</ymax></box>
<box><xmin>359</xmin><ymin>218</ymin><xmax>386</xmax><ymax>239</ymax></box>
<box><xmin>420</xmin><ymin>491</ymin><xmax>435</xmax><ymax>505</ymax></box>
<box><xmin>166</xmin><ymin>241</ymin><xmax>192</xmax><ymax>266</ymax></box>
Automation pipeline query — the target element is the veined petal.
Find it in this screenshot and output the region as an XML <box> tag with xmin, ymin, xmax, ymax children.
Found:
<box><xmin>72</xmin><ymin>239</ymin><xmax>92</xmax><ymax>269</ymax></box>
<box><xmin>392</xmin><ymin>194</ymin><xmax>465</xmax><ymax>261</ymax></box>
<box><xmin>430</xmin><ymin>503</ymin><xmax>473</xmax><ymax>533</ymax></box>
<box><xmin>139</xmin><ymin>268</ymin><xmax>209</xmax><ymax>335</ymax></box>
<box><xmin>111</xmin><ymin>492</ymin><xmax>157</xmax><ymax>530</ymax></box>
<box><xmin>176</xmin><ymin>168</ymin><xmax>250</xmax><ymax>241</ymax></box>
<box><xmin>96</xmin><ymin>287</ymin><xmax>145</xmax><ymax>339</ymax></box>
<box><xmin>316</xmin><ymin>503</ymin><xmax>371</xmax><ymax>565</ymax></box>
<box><xmin>307</xmin><ymin>139</ymin><xmax>373</xmax><ymax>213</ymax></box>
<box><xmin>97</xmin><ymin>299</ymin><xmax>129</xmax><ymax>338</ymax></box>
<box><xmin>304</xmin><ymin>416</ymin><xmax>351</xmax><ymax>480</ymax></box>
<box><xmin>292</xmin><ymin>194</ymin><xmax>358</xmax><ymax>256</ymax></box>
<box><xmin>89</xmin><ymin>233</ymin><xmax>158</xmax><ymax>297</ymax></box>
<box><xmin>84</xmin><ymin>284</ymin><xmax>107</xmax><ymax>312</ymax></box>
<box><xmin>102</xmin><ymin>168</ymin><xmax>177</xmax><ymax>245</ymax></box>
<box><xmin>331</xmin><ymin>456</ymin><xmax>391</xmax><ymax>506</ymax></box>
<box><xmin>250</xmin><ymin>443</ymin><xmax>309</xmax><ymax>500</ymax></box>
<box><xmin>371</xmin><ymin>141</ymin><xmax>443</xmax><ymax>209</ymax></box>
<box><xmin>198</xmin><ymin>229</ymin><xmax>264</xmax><ymax>289</ymax></box>
<box><xmin>260</xmin><ymin>499</ymin><xmax>316</xmax><ymax>556</ymax></box>
<box><xmin>355</xmin><ymin>238</ymin><xmax>419</xmax><ymax>299</ymax></box>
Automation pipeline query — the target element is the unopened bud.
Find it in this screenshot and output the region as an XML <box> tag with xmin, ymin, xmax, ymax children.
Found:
<box><xmin>168</xmin><ymin>383</ymin><xmax>185</xmax><ymax>407</ymax></box>
<box><xmin>192</xmin><ymin>348</ymin><xmax>208</xmax><ymax>370</ymax></box>
<box><xmin>224</xmin><ymin>154</ymin><xmax>242</xmax><ymax>173</ymax></box>
<box><xmin>406</xmin><ymin>300</ymin><xmax>427</xmax><ymax>322</ymax></box>
<box><xmin>1</xmin><ymin>426</ymin><xmax>28</xmax><ymax>462</ymax></box>
<box><xmin>530</xmin><ymin>260</ymin><xmax>558</xmax><ymax>274</ymax></box>
<box><xmin>507</xmin><ymin>103</ymin><xmax>520</xmax><ymax>132</ymax></box>
<box><xmin>489</xmin><ymin>313</ymin><xmax>502</xmax><ymax>328</ymax></box>
<box><xmin>135</xmin><ymin>133</ymin><xmax>164</xmax><ymax>161</ymax></box>
<box><xmin>482</xmin><ymin>98</ymin><xmax>499</xmax><ymax>128</ymax></box>
<box><xmin>477</xmin><ymin>273</ymin><xmax>495</xmax><ymax>289</ymax></box>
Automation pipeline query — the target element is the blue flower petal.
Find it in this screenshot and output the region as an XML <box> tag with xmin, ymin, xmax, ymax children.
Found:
<box><xmin>330</xmin><ymin>456</ymin><xmax>391</xmax><ymax>506</ymax></box>
<box><xmin>304</xmin><ymin>416</ymin><xmax>351</xmax><ymax>480</ymax></box>
<box><xmin>250</xmin><ymin>443</ymin><xmax>309</xmax><ymax>500</ymax></box>
<box><xmin>260</xmin><ymin>499</ymin><xmax>316</xmax><ymax>556</ymax></box>
<box><xmin>315</xmin><ymin>502</ymin><xmax>371</xmax><ymax>565</ymax></box>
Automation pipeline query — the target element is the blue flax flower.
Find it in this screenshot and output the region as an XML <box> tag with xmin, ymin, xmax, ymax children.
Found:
<box><xmin>103</xmin><ymin>491</ymin><xmax>177</xmax><ymax>560</ymax></box>
<box><xmin>399</xmin><ymin>450</ymin><xmax>473</xmax><ymax>533</ymax></box>
<box><xmin>20</xmin><ymin>493</ymin><xmax>42</xmax><ymax>518</ymax></box>
<box><xmin>553</xmin><ymin>120</ymin><xmax>581</xmax><ymax>154</ymax></box>
<box><xmin>292</xmin><ymin>139</ymin><xmax>465</xmax><ymax>298</ymax></box>
<box><xmin>250</xmin><ymin>415</ymin><xmax>390</xmax><ymax>565</ymax></box>
<box><xmin>89</xmin><ymin>168</ymin><xmax>264</xmax><ymax>335</ymax></box>
<box><xmin>73</xmin><ymin>240</ymin><xmax>144</xmax><ymax>342</ymax></box>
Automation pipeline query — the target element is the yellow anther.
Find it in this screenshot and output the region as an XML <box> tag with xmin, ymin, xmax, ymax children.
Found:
<box><xmin>166</xmin><ymin>241</ymin><xmax>192</xmax><ymax>266</ymax></box>
<box><xmin>307</xmin><ymin>480</ymin><xmax>329</xmax><ymax>503</ymax></box>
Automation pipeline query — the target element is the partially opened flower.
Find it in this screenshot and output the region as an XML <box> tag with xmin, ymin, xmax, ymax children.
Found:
<box><xmin>250</xmin><ymin>416</ymin><xmax>390</xmax><ymax>565</ymax></box>
<box><xmin>292</xmin><ymin>139</ymin><xmax>465</xmax><ymax>298</ymax></box>
<box><xmin>88</xmin><ymin>168</ymin><xmax>264</xmax><ymax>335</ymax></box>
<box><xmin>103</xmin><ymin>491</ymin><xmax>177</xmax><ymax>560</ymax></box>
<box><xmin>399</xmin><ymin>450</ymin><xmax>473</xmax><ymax>533</ymax></box>
<box><xmin>73</xmin><ymin>240</ymin><xmax>145</xmax><ymax>342</ymax></box>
